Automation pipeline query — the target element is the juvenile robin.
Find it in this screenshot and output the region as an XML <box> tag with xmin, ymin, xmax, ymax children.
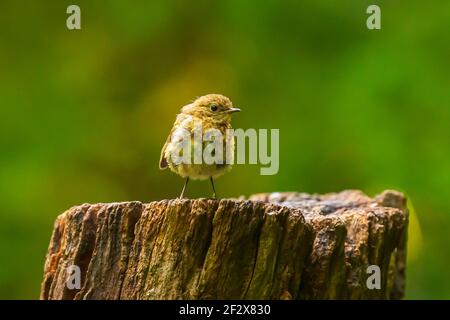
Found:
<box><xmin>159</xmin><ymin>94</ymin><xmax>240</xmax><ymax>198</ymax></box>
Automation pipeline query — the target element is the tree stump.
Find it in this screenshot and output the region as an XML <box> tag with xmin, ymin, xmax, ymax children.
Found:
<box><xmin>40</xmin><ymin>190</ymin><xmax>408</xmax><ymax>300</ymax></box>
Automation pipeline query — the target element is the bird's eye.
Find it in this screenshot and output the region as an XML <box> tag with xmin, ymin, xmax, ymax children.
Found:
<box><xmin>210</xmin><ymin>105</ymin><xmax>218</xmax><ymax>112</ymax></box>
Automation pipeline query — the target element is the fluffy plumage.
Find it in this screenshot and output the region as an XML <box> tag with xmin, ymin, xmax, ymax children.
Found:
<box><xmin>160</xmin><ymin>94</ymin><xmax>239</xmax><ymax>181</ymax></box>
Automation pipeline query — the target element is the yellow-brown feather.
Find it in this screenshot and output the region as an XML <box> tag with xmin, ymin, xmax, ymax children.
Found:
<box><xmin>160</xmin><ymin>94</ymin><xmax>237</xmax><ymax>180</ymax></box>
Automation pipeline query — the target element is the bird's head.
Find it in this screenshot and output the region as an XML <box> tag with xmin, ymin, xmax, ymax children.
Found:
<box><xmin>181</xmin><ymin>94</ymin><xmax>240</xmax><ymax>122</ymax></box>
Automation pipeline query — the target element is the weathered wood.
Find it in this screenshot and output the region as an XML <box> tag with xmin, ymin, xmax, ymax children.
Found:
<box><xmin>40</xmin><ymin>190</ymin><xmax>408</xmax><ymax>300</ymax></box>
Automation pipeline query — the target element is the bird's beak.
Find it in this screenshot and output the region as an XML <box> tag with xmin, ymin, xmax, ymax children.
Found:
<box><xmin>227</xmin><ymin>107</ymin><xmax>241</xmax><ymax>114</ymax></box>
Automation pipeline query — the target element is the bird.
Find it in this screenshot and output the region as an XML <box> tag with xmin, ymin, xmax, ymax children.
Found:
<box><xmin>159</xmin><ymin>94</ymin><xmax>240</xmax><ymax>199</ymax></box>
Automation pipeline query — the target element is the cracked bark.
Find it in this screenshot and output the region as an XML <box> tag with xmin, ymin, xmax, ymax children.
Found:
<box><xmin>40</xmin><ymin>190</ymin><xmax>408</xmax><ymax>300</ymax></box>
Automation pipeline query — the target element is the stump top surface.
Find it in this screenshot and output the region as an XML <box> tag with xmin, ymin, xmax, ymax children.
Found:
<box><xmin>69</xmin><ymin>189</ymin><xmax>407</xmax><ymax>217</ymax></box>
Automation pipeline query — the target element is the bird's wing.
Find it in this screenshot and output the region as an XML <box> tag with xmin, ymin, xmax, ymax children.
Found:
<box><xmin>159</xmin><ymin>131</ymin><xmax>172</xmax><ymax>170</ymax></box>
<box><xmin>159</xmin><ymin>111</ymin><xmax>191</xmax><ymax>170</ymax></box>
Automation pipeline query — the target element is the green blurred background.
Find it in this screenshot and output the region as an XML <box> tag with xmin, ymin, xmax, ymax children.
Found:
<box><xmin>1</xmin><ymin>1</ymin><xmax>449</xmax><ymax>299</ymax></box>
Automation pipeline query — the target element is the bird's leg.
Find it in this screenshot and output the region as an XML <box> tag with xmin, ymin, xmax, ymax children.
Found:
<box><xmin>210</xmin><ymin>177</ymin><xmax>217</xmax><ymax>199</ymax></box>
<box><xmin>179</xmin><ymin>177</ymin><xmax>189</xmax><ymax>199</ymax></box>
